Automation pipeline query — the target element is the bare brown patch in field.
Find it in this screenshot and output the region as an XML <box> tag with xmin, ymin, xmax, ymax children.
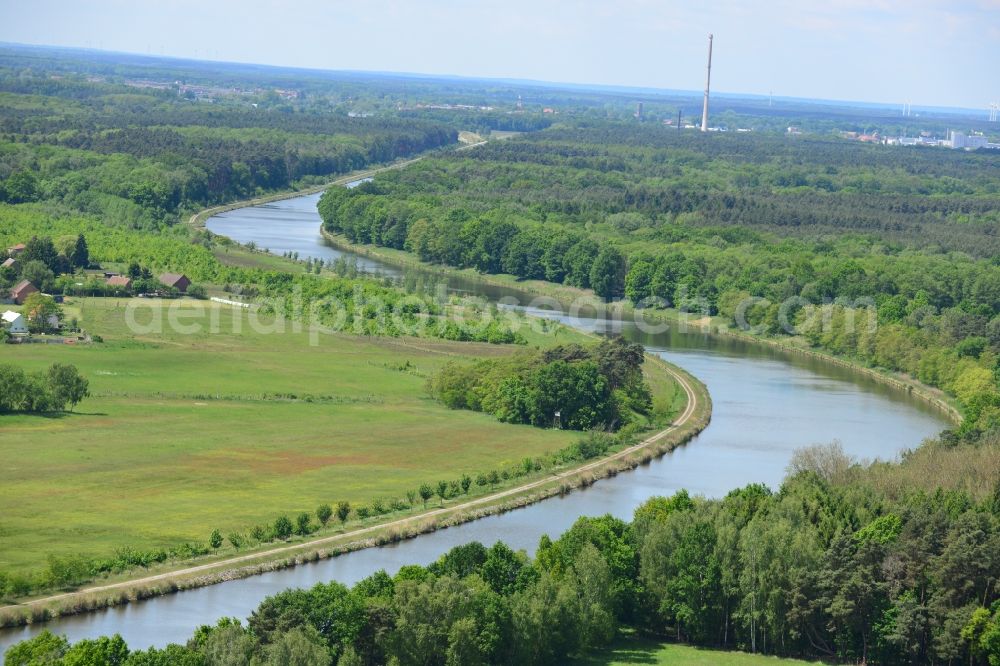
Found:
<box><xmin>187</xmin><ymin>448</ymin><xmax>375</xmax><ymax>476</ymax></box>
<box><xmin>364</xmin><ymin>336</ymin><xmax>517</xmax><ymax>359</ymax></box>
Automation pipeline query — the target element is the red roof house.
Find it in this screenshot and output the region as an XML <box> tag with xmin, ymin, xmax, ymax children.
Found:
<box><xmin>10</xmin><ymin>280</ymin><xmax>38</xmax><ymax>305</ymax></box>
<box><xmin>106</xmin><ymin>275</ymin><xmax>132</xmax><ymax>289</ymax></box>
<box><xmin>159</xmin><ymin>273</ymin><xmax>191</xmax><ymax>293</ymax></box>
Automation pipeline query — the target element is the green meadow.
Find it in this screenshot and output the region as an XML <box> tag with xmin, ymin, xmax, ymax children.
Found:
<box><xmin>578</xmin><ymin>636</ymin><xmax>828</xmax><ymax>666</ymax></box>
<box><xmin>0</xmin><ymin>298</ymin><xmax>680</xmax><ymax>574</ymax></box>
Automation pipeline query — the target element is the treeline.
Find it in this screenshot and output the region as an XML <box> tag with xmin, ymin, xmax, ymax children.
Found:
<box><xmin>0</xmin><ymin>233</ymin><xmax>88</xmax><ymax>294</ymax></box>
<box><xmin>398</xmin><ymin>108</ymin><xmax>554</xmax><ymax>134</ymax></box>
<box><xmin>323</xmin><ymin>126</ymin><xmax>1000</xmax><ymax>255</ymax></box>
<box><xmin>9</xmin><ymin>436</ymin><xmax>999</xmax><ymax>666</ymax></box>
<box><xmin>317</xmin><ymin>126</ymin><xmax>1000</xmax><ymax>431</ymax></box>
<box><xmin>0</xmin><ymin>363</ymin><xmax>88</xmax><ymax>413</ymax></box>
<box><xmin>0</xmin><ymin>206</ymin><xmax>525</xmax><ymax>345</ymax></box>
<box><xmin>0</xmin><ymin>72</ymin><xmax>456</xmax><ymax>230</ymax></box>
<box><xmin>319</xmin><ymin>184</ymin><xmax>630</xmax><ymax>298</ymax></box>
<box><xmin>430</xmin><ymin>337</ymin><xmax>653</xmax><ymax>430</ymax></box>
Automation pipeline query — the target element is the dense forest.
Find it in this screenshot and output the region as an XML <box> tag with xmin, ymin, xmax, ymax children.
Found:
<box><xmin>7</xmin><ymin>434</ymin><xmax>998</xmax><ymax>665</ymax></box>
<box><xmin>0</xmin><ymin>76</ymin><xmax>455</xmax><ymax>230</ymax></box>
<box><xmin>318</xmin><ymin>124</ymin><xmax>1000</xmax><ymax>432</ymax></box>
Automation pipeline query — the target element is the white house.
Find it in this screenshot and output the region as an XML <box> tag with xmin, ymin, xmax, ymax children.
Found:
<box><xmin>2</xmin><ymin>310</ymin><xmax>28</xmax><ymax>335</ymax></box>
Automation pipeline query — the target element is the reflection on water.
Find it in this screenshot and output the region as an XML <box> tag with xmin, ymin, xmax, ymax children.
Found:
<box><xmin>0</xmin><ymin>194</ymin><xmax>949</xmax><ymax>655</ymax></box>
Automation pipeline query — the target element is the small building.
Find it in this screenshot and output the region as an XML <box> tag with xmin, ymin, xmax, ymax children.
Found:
<box><xmin>1</xmin><ymin>257</ymin><xmax>17</xmax><ymax>270</ymax></box>
<box><xmin>1</xmin><ymin>310</ymin><xmax>28</xmax><ymax>335</ymax></box>
<box><xmin>6</xmin><ymin>243</ymin><xmax>25</xmax><ymax>257</ymax></box>
<box><xmin>159</xmin><ymin>273</ymin><xmax>191</xmax><ymax>293</ymax></box>
<box><xmin>106</xmin><ymin>275</ymin><xmax>132</xmax><ymax>290</ymax></box>
<box><xmin>10</xmin><ymin>280</ymin><xmax>38</xmax><ymax>305</ymax></box>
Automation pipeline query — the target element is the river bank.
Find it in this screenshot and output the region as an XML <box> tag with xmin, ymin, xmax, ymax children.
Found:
<box><xmin>1</xmin><ymin>187</ymin><xmax>951</xmax><ymax>653</ymax></box>
<box><xmin>320</xmin><ymin>229</ymin><xmax>962</xmax><ymax>426</ymax></box>
<box><xmin>187</xmin><ymin>156</ymin><xmax>426</xmax><ymax>230</ymax></box>
<box><xmin>0</xmin><ymin>335</ymin><xmax>710</xmax><ymax>630</ymax></box>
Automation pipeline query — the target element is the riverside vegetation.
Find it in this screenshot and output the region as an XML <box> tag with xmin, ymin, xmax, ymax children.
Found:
<box><xmin>0</xmin><ymin>59</ymin><xmax>683</xmax><ymax>601</ymax></box>
<box><xmin>319</xmin><ymin>124</ymin><xmax>1000</xmax><ymax>434</ymax></box>
<box><xmin>0</xmin><ymin>297</ymin><xmax>684</xmax><ymax>601</ymax></box>
<box><xmin>5</xmin><ymin>435</ymin><xmax>998</xmax><ymax>665</ymax></box>
<box><xmin>3</xmin><ymin>45</ymin><xmax>1000</xmax><ymax>665</ymax></box>
<box><xmin>429</xmin><ymin>338</ymin><xmax>655</xmax><ymax>431</ymax></box>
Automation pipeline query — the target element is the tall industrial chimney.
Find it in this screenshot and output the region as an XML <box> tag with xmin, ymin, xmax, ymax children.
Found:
<box><xmin>701</xmin><ymin>33</ymin><xmax>713</xmax><ymax>132</ymax></box>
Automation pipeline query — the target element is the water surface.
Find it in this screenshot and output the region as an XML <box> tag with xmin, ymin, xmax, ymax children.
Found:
<box><xmin>0</xmin><ymin>192</ymin><xmax>949</xmax><ymax>654</ymax></box>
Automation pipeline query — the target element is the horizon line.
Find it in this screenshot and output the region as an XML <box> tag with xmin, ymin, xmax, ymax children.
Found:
<box><xmin>0</xmin><ymin>40</ymin><xmax>991</xmax><ymax>117</ymax></box>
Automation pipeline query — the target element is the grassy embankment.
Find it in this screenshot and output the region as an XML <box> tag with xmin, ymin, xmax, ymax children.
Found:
<box><xmin>0</xmin><ymin>297</ymin><xmax>707</xmax><ymax>625</ymax></box>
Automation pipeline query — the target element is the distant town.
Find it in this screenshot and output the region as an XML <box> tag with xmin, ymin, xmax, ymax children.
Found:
<box><xmin>837</xmin><ymin>128</ymin><xmax>999</xmax><ymax>150</ymax></box>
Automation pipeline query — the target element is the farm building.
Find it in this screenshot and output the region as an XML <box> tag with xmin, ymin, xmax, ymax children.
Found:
<box><xmin>10</xmin><ymin>280</ymin><xmax>38</xmax><ymax>305</ymax></box>
<box><xmin>1</xmin><ymin>257</ymin><xmax>17</xmax><ymax>270</ymax></box>
<box><xmin>106</xmin><ymin>275</ymin><xmax>132</xmax><ymax>290</ymax></box>
<box><xmin>159</xmin><ymin>272</ymin><xmax>191</xmax><ymax>293</ymax></box>
<box><xmin>1</xmin><ymin>310</ymin><xmax>28</xmax><ymax>335</ymax></box>
<box><xmin>6</xmin><ymin>243</ymin><xmax>25</xmax><ymax>257</ymax></box>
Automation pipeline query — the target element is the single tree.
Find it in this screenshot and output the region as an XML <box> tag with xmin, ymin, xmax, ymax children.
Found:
<box><xmin>460</xmin><ymin>474</ymin><xmax>472</xmax><ymax>494</ymax></box>
<box><xmin>316</xmin><ymin>503</ymin><xmax>333</xmax><ymax>527</ymax></box>
<box><xmin>46</xmin><ymin>363</ymin><xmax>89</xmax><ymax>411</ymax></box>
<box><xmin>590</xmin><ymin>246</ymin><xmax>627</xmax><ymax>301</ymax></box>
<box><xmin>21</xmin><ymin>236</ymin><xmax>59</xmax><ymax>272</ymax></box>
<box><xmin>209</xmin><ymin>529</ymin><xmax>223</xmax><ymax>550</ymax></box>
<box><xmin>274</xmin><ymin>515</ymin><xmax>293</xmax><ymax>540</ymax></box>
<box><xmin>22</xmin><ymin>293</ymin><xmax>62</xmax><ymax>334</ymax></box>
<box><xmin>296</xmin><ymin>512</ymin><xmax>311</xmax><ymax>536</ymax></box>
<box><xmin>71</xmin><ymin>234</ymin><xmax>89</xmax><ymax>269</ymax></box>
<box><xmin>419</xmin><ymin>483</ymin><xmax>434</xmax><ymax>509</ymax></box>
<box><xmin>19</xmin><ymin>260</ymin><xmax>56</xmax><ymax>293</ymax></box>
<box><xmin>336</xmin><ymin>501</ymin><xmax>351</xmax><ymax>524</ymax></box>
<box><xmin>262</xmin><ymin>626</ymin><xmax>331</xmax><ymax>666</ymax></box>
<box><xmin>2</xmin><ymin>170</ymin><xmax>39</xmax><ymax>204</ymax></box>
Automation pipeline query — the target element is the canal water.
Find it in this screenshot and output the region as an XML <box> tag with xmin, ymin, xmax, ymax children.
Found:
<box><xmin>0</xmin><ymin>188</ymin><xmax>950</xmax><ymax>654</ymax></box>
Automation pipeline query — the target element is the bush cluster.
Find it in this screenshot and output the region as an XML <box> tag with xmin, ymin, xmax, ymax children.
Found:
<box><xmin>0</xmin><ymin>363</ymin><xmax>89</xmax><ymax>413</ymax></box>
<box><xmin>430</xmin><ymin>337</ymin><xmax>652</xmax><ymax>431</ymax></box>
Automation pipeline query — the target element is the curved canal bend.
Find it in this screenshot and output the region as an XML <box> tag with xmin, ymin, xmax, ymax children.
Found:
<box><xmin>0</xmin><ymin>190</ymin><xmax>951</xmax><ymax>654</ymax></box>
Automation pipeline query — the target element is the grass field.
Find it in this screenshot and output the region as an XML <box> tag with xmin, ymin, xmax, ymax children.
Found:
<box><xmin>576</xmin><ymin>635</ymin><xmax>827</xmax><ymax>666</ymax></box>
<box><xmin>0</xmin><ymin>298</ymin><xmax>681</xmax><ymax>574</ymax></box>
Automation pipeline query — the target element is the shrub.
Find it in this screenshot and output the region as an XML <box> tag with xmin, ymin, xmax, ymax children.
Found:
<box><xmin>274</xmin><ymin>516</ymin><xmax>293</xmax><ymax>540</ymax></box>
<box><xmin>295</xmin><ymin>512</ymin><xmax>312</xmax><ymax>536</ymax></box>
<box><xmin>336</xmin><ymin>501</ymin><xmax>351</xmax><ymax>524</ymax></box>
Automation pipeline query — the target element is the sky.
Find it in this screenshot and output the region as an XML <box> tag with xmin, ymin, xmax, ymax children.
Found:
<box><xmin>1</xmin><ymin>0</ymin><xmax>998</xmax><ymax>110</ymax></box>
